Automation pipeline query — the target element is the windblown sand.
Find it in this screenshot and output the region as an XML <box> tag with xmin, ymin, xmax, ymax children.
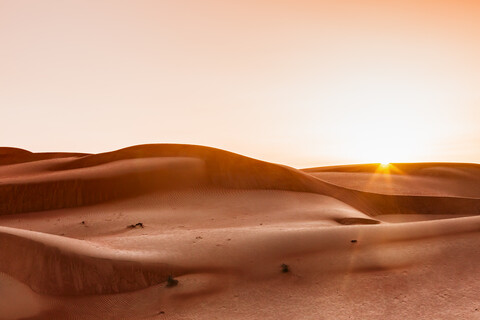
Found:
<box><xmin>0</xmin><ymin>145</ymin><xmax>479</xmax><ymax>319</ymax></box>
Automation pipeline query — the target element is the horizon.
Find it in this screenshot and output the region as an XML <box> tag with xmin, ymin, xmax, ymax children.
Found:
<box><xmin>1</xmin><ymin>0</ymin><xmax>479</xmax><ymax>167</ymax></box>
<box><xmin>1</xmin><ymin>143</ymin><xmax>478</xmax><ymax>169</ymax></box>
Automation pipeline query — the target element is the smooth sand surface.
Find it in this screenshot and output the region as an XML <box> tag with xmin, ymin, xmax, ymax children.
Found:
<box><xmin>0</xmin><ymin>145</ymin><xmax>479</xmax><ymax>319</ymax></box>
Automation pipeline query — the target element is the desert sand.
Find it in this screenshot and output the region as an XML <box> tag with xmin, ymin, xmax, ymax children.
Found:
<box><xmin>0</xmin><ymin>144</ymin><xmax>479</xmax><ymax>319</ymax></box>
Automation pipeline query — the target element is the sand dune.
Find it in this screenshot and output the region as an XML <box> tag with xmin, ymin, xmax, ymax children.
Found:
<box><xmin>0</xmin><ymin>144</ymin><xmax>479</xmax><ymax>319</ymax></box>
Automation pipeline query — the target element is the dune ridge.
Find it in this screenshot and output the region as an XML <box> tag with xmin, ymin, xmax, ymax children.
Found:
<box><xmin>2</xmin><ymin>144</ymin><xmax>479</xmax><ymax>217</ymax></box>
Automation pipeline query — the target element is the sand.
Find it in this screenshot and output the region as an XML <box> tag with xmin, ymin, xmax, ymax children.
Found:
<box><xmin>0</xmin><ymin>144</ymin><xmax>479</xmax><ymax>319</ymax></box>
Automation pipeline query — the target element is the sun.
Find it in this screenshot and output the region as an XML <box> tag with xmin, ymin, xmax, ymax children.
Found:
<box><xmin>376</xmin><ymin>162</ymin><xmax>391</xmax><ymax>173</ymax></box>
<box><xmin>379</xmin><ymin>162</ymin><xmax>390</xmax><ymax>168</ymax></box>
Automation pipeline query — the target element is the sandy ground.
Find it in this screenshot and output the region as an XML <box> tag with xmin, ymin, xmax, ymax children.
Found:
<box><xmin>0</xmin><ymin>145</ymin><xmax>479</xmax><ymax>319</ymax></box>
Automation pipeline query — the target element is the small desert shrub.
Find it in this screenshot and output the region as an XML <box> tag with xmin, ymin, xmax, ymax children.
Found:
<box><xmin>127</xmin><ymin>222</ymin><xmax>144</xmax><ymax>229</ymax></box>
<box><xmin>166</xmin><ymin>275</ymin><xmax>178</xmax><ymax>287</ymax></box>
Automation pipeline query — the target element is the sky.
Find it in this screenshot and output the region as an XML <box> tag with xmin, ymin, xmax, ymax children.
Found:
<box><xmin>1</xmin><ymin>0</ymin><xmax>479</xmax><ymax>168</ymax></box>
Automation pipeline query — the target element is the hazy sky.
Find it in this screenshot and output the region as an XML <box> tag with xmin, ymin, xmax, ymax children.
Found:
<box><xmin>1</xmin><ymin>0</ymin><xmax>479</xmax><ymax>167</ymax></box>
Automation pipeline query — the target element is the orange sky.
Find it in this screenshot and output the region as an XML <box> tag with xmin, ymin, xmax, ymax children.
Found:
<box><xmin>1</xmin><ymin>0</ymin><xmax>479</xmax><ymax>167</ymax></box>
